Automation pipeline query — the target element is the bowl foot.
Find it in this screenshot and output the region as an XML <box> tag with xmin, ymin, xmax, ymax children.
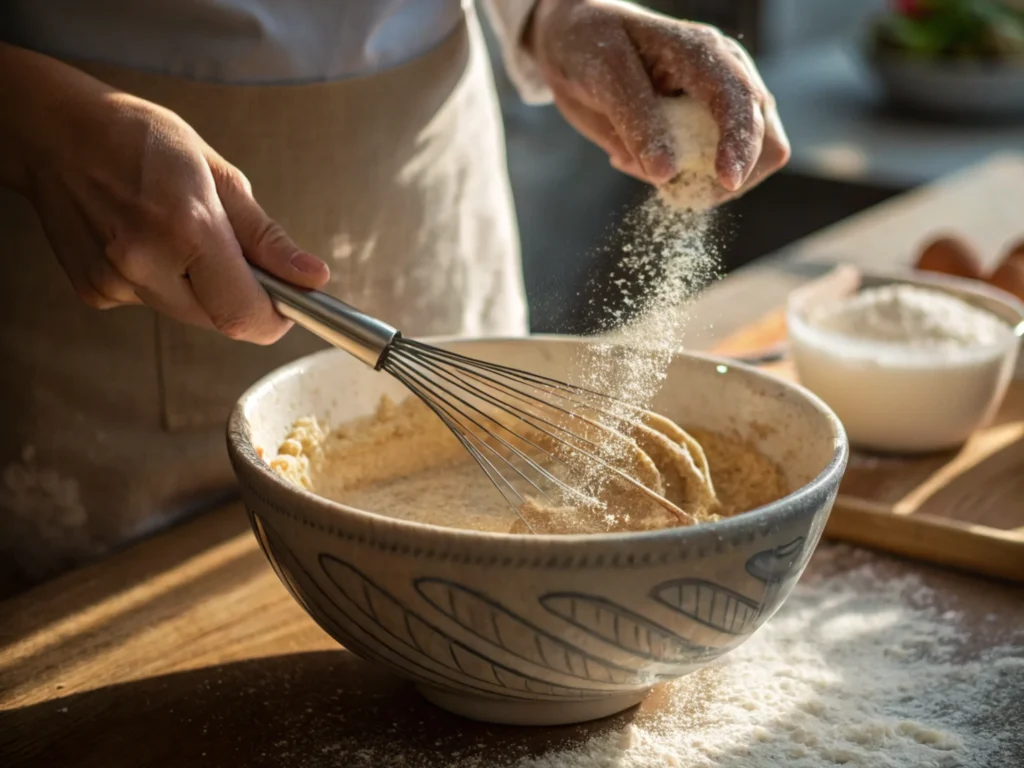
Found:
<box><xmin>416</xmin><ymin>686</ymin><xmax>650</xmax><ymax>726</ymax></box>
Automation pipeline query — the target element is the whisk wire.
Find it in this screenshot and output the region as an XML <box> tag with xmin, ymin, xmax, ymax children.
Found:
<box><xmin>385</xmin><ymin>356</ymin><xmax>580</xmax><ymax>506</ymax></box>
<box><xmin>395</xmin><ymin>340</ymin><xmax>634</xmax><ymax>450</ymax></box>
<box><xmin>383</xmin><ymin>364</ymin><xmax>539</xmax><ymax>531</ymax></box>
<box><xmin>394</xmin><ymin>349</ymin><xmax>603</xmax><ymax>461</ymax></box>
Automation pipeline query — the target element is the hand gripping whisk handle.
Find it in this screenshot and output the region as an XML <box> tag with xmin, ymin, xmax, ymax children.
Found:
<box><xmin>252</xmin><ymin>266</ymin><xmax>399</xmax><ymax>369</ymax></box>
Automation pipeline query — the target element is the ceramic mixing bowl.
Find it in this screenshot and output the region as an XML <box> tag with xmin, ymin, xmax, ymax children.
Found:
<box><xmin>228</xmin><ymin>339</ymin><xmax>848</xmax><ymax>726</ymax></box>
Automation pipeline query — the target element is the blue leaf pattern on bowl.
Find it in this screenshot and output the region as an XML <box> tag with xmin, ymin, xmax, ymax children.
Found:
<box><xmin>320</xmin><ymin>555</ymin><xmax>592</xmax><ymax>699</ymax></box>
<box><xmin>416</xmin><ymin>578</ymin><xmax>649</xmax><ymax>687</ymax></box>
<box><xmin>745</xmin><ymin>537</ymin><xmax>807</xmax><ymax>584</ymax></box>
<box><xmin>540</xmin><ymin>593</ymin><xmax>714</xmax><ymax>665</ymax></box>
<box><xmin>650</xmin><ymin>578</ymin><xmax>761</xmax><ymax>635</ymax></box>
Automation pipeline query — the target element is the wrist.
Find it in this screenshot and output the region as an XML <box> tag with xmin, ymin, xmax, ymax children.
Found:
<box><xmin>0</xmin><ymin>44</ymin><xmax>111</xmax><ymax>191</ymax></box>
<box><xmin>526</xmin><ymin>0</ymin><xmax>584</xmax><ymax>57</ymax></box>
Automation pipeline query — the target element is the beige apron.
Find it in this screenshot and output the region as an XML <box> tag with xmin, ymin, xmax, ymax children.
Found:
<box><xmin>0</xmin><ymin>12</ymin><xmax>528</xmax><ymax>596</ymax></box>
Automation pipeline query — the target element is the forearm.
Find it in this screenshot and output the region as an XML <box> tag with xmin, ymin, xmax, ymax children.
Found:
<box><xmin>0</xmin><ymin>43</ymin><xmax>110</xmax><ymax>191</ymax></box>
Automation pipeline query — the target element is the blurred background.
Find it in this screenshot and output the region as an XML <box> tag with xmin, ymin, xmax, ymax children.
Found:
<box><xmin>482</xmin><ymin>0</ymin><xmax>1024</xmax><ymax>334</ymax></box>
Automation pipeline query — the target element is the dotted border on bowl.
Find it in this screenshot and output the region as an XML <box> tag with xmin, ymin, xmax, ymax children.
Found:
<box><xmin>239</xmin><ymin>479</ymin><xmax>825</xmax><ymax>571</ymax></box>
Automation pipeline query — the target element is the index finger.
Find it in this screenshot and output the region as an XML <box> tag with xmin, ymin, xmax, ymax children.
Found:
<box><xmin>186</xmin><ymin>204</ymin><xmax>291</xmax><ymax>345</ymax></box>
<box><xmin>581</xmin><ymin>27</ymin><xmax>677</xmax><ymax>184</ymax></box>
<box><xmin>708</xmin><ymin>78</ymin><xmax>765</xmax><ymax>192</ymax></box>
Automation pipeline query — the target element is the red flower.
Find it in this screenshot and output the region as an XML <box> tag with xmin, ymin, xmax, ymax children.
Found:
<box><xmin>894</xmin><ymin>0</ymin><xmax>930</xmax><ymax>17</ymax></box>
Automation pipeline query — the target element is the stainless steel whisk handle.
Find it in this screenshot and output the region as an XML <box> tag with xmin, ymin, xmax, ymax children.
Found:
<box><xmin>252</xmin><ymin>266</ymin><xmax>399</xmax><ymax>369</ymax></box>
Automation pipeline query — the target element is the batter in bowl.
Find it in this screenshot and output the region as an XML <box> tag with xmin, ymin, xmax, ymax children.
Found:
<box><xmin>269</xmin><ymin>395</ymin><xmax>787</xmax><ymax>534</ymax></box>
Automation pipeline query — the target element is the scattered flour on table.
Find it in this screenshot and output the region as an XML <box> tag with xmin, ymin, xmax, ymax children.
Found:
<box><xmin>502</xmin><ymin>566</ymin><xmax>1022</xmax><ymax>768</ymax></box>
<box><xmin>291</xmin><ymin>557</ymin><xmax>1022</xmax><ymax>767</ymax></box>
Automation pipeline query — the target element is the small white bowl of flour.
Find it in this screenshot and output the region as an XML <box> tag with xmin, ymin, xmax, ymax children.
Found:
<box><xmin>788</xmin><ymin>267</ymin><xmax>1024</xmax><ymax>453</ymax></box>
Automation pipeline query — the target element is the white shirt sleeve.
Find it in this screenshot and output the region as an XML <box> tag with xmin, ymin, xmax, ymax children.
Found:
<box><xmin>480</xmin><ymin>0</ymin><xmax>553</xmax><ymax>105</ymax></box>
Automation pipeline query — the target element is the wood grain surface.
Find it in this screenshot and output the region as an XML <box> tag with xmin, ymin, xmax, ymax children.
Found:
<box><xmin>3</xmin><ymin>155</ymin><xmax>1024</xmax><ymax>768</ymax></box>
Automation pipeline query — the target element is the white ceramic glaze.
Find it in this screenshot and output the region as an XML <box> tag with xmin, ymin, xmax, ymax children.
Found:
<box><xmin>788</xmin><ymin>270</ymin><xmax>1024</xmax><ymax>454</ymax></box>
<box><xmin>228</xmin><ymin>338</ymin><xmax>848</xmax><ymax>726</ymax></box>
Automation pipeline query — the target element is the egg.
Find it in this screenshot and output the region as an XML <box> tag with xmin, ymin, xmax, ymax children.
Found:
<box><xmin>914</xmin><ymin>235</ymin><xmax>984</xmax><ymax>279</ymax></box>
<box><xmin>987</xmin><ymin>240</ymin><xmax>1024</xmax><ymax>301</ymax></box>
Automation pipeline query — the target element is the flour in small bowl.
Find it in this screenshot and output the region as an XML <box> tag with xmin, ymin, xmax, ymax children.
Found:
<box><xmin>806</xmin><ymin>284</ymin><xmax>1012</xmax><ymax>362</ymax></box>
<box><xmin>790</xmin><ymin>282</ymin><xmax>1018</xmax><ymax>452</ymax></box>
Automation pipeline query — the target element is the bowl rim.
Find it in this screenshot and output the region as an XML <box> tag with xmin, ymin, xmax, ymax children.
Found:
<box><xmin>227</xmin><ymin>337</ymin><xmax>849</xmax><ymax>547</ymax></box>
<box><xmin>864</xmin><ymin>42</ymin><xmax>1024</xmax><ymax>73</ymax></box>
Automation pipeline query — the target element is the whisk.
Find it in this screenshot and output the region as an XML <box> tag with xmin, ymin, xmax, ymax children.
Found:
<box><xmin>254</xmin><ymin>268</ymin><xmax>690</xmax><ymax>530</ymax></box>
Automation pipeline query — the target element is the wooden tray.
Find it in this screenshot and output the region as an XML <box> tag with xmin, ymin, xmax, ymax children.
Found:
<box><xmin>710</xmin><ymin>307</ymin><xmax>1024</xmax><ymax>583</ymax></box>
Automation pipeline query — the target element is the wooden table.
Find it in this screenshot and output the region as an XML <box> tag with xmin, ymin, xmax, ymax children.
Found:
<box><xmin>3</xmin><ymin>155</ymin><xmax>1024</xmax><ymax>767</ymax></box>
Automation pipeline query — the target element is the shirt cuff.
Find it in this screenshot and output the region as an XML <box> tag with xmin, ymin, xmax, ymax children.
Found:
<box><xmin>480</xmin><ymin>0</ymin><xmax>553</xmax><ymax>105</ymax></box>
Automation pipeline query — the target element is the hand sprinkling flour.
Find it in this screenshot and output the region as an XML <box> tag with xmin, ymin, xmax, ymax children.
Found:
<box><xmin>527</xmin><ymin>0</ymin><xmax>790</xmax><ymax>195</ymax></box>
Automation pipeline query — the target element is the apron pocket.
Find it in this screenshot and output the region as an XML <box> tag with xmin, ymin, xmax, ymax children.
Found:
<box><xmin>156</xmin><ymin>316</ymin><xmax>326</xmax><ymax>432</ymax></box>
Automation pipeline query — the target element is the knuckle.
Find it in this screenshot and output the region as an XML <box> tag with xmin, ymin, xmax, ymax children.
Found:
<box><xmin>218</xmin><ymin>164</ymin><xmax>253</xmax><ymax>197</ymax></box>
<box><xmin>688</xmin><ymin>23</ymin><xmax>724</xmax><ymax>49</ymax></box>
<box><xmin>77</xmin><ymin>285</ymin><xmax>116</xmax><ymax>310</ymax></box>
<box><xmin>251</xmin><ymin>218</ymin><xmax>289</xmax><ymax>256</ymax></box>
<box><xmin>217</xmin><ymin>314</ymin><xmax>287</xmax><ymax>345</ymax></box>
<box><xmin>105</xmin><ymin>241</ymin><xmax>150</xmax><ymax>283</ymax></box>
<box><xmin>88</xmin><ymin>270</ymin><xmax>124</xmax><ymax>300</ymax></box>
<box><xmin>171</xmin><ymin>204</ymin><xmax>216</xmax><ymax>268</ymax></box>
<box><xmin>722</xmin><ymin>36</ymin><xmax>746</xmax><ymax>56</ymax></box>
<box><xmin>213</xmin><ymin>312</ymin><xmax>258</xmax><ymax>341</ymax></box>
<box><xmin>772</xmin><ymin>137</ymin><xmax>792</xmax><ymax>167</ymax></box>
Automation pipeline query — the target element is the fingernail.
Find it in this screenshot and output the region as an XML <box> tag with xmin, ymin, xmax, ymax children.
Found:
<box><xmin>643</xmin><ymin>153</ymin><xmax>676</xmax><ymax>184</ymax></box>
<box><xmin>290</xmin><ymin>252</ymin><xmax>327</xmax><ymax>275</ymax></box>
<box><xmin>720</xmin><ymin>166</ymin><xmax>744</xmax><ymax>192</ymax></box>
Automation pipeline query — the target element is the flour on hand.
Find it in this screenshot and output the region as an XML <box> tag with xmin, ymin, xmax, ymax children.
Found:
<box><xmin>657</xmin><ymin>96</ymin><xmax>724</xmax><ymax>213</ymax></box>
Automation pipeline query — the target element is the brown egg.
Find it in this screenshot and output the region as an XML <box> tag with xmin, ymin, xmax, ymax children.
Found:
<box><xmin>986</xmin><ymin>241</ymin><xmax>1024</xmax><ymax>301</ymax></box>
<box><xmin>914</xmin><ymin>235</ymin><xmax>984</xmax><ymax>280</ymax></box>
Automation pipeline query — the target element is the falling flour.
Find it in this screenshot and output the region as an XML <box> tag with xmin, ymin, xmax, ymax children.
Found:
<box><xmin>575</xmin><ymin>95</ymin><xmax>724</xmax><ymax>414</ymax></box>
<box><xmin>570</xmin><ymin>196</ymin><xmax>722</xmax><ymax>499</ymax></box>
<box><xmin>282</xmin><ymin>550</ymin><xmax>1022</xmax><ymax>768</ymax></box>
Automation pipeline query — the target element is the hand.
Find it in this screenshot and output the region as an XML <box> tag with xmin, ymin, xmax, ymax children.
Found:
<box><xmin>3</xmin><ymin>46</ymin><xmax>329</xmax><ymax>344</ymax></box>
<box><xmin>528</xmin><ymin>0</ymin><xmax>790</xmax><ymax>197</ymax></box>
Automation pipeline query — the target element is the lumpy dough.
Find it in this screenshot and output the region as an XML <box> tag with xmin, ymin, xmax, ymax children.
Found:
<box><xmin>269</xmin><ymin>395</ymin><xmax>788</xmax><ymax>535</ymax></box>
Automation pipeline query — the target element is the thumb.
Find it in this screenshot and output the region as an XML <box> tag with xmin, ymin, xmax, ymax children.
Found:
<box><xmin>214</xmin><ymin>169</ymin><xmax>330</xmax><ymax>290</ymax></box>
